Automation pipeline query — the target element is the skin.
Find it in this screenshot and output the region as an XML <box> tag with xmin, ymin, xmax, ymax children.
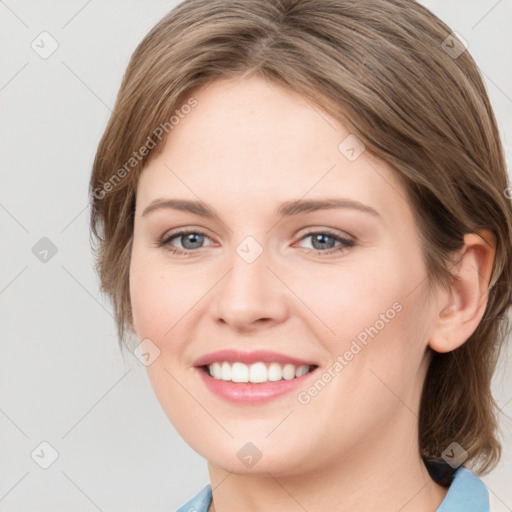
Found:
<box><xmin>129</xmin><ymin>75</ymin><xmax>496</xmax><ymax>512</ymax></box>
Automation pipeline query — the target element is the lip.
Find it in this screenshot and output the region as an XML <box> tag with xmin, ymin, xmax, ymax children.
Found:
<box><xmin>193</xmin><ymin>349</ymin><xmax>317</xmax><ymax>367</ymax></box>
<box><xmin>195</xmin><ymin>365</ymin><xmax>320</xmax><ymax>404</ymax></box>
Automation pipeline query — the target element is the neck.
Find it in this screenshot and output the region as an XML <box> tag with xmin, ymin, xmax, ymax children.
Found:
<box><xmin>206</xmin><ymin>418</ymin><xmax>448</xmax><ymax>512</ymax></box>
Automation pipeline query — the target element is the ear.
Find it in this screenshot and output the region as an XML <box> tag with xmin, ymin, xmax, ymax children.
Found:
<box><xmin>428</xmin><ymin>230</ymin><xmax>496</xmax><ymax>353</ymax></box>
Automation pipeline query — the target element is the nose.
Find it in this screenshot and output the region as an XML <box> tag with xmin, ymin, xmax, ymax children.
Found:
<box><xmin>210</xmin><ymin>241</ymin><xmax>289</xmax><ymax>333</ymax></box>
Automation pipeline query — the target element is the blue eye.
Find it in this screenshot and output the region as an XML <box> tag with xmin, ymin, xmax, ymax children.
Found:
<box><xmin>157</xmin><ymin>229</ymin><xmax>355</xmax><ymax>257</ymax></box>
<box><xmin>158</xmin><ymin>229</ymin><xmax>213</xmax><ymax>254</ymax></box>
<box><xmin>299</xmin><ymin>231</ymin><xmax>355</xmax><ymax>255</ymax></box>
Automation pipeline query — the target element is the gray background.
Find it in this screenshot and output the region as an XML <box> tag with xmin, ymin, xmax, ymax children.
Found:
<box><xmin>1</xmin><ymin>1</ymin><xmax>511</xmax><ymax>511</ymax></box>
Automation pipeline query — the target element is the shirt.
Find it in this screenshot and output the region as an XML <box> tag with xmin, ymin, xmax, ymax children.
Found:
<box><xmin>175</xmin><ymin>466</ymin><xmax>490</xmax><ymax>512</ymax></box>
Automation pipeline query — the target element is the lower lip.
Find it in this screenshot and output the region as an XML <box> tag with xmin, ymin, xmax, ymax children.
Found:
<box><xmin>195</xmin><ymin>366</ymin><xmax>319</xmax><ymax>404</ymax></box>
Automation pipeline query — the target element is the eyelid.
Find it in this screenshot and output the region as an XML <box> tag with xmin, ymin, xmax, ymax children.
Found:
<box><xmin>294</xmin><ymin>226</ymin><xmax>354</xmax><ymax>242</ymax></box>
<box><xmin>292</xmin><ymin>228</ymin><xmax>355</xmax><ymax>256</ymax></box>
<box><xmin>157</xmin><ymin>225</ymin><xmax>356</xmax><ymax>258</ymax></box>
<box><xmin>158</xmin><ymin>227</ymin><xmax>353</xmax><ymax>245</ymax></box>
<box><xmin>158</xmin><ymin>227</ymin><xmax>216</xmax><ymax>247</ymax></box>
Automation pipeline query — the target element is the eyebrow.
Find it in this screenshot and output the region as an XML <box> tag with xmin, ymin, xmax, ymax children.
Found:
<box><xmin>141</xmin><ymin>197</ymin><xmax>381</xmax><ymax>219</ymax></box>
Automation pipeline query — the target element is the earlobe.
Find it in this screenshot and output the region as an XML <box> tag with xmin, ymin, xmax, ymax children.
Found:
<box><xmin>428</xmin><ymin>230</ymin><xmax>496</xmax><ymax>354</ymax></box>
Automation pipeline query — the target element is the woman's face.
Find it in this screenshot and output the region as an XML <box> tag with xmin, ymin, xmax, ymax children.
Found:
<box><xmin>130</xmin><ymin>75</ymin><xmax>438</xmax><ymax>476</ymax></box>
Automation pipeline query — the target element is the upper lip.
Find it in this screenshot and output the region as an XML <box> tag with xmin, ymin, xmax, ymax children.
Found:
<box><xmin>193</xmin><ymin>349</ymin><xmax>318</xmax><ymax>367</ymax></box>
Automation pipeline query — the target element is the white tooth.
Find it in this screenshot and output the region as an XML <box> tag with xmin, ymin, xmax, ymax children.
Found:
<box><xmin>221</xmin><ymin>362</ymin><xmax>231</xmax><ymax>381</ymax></box>
<box><xmin>231</xmin><ymin>362</ymin><xmax>249</xmax><ymax>382</ymax></box>
<box><xmin>282</xmin><ymin>364</ymin><xmax>296</xmax><ymax>380</ymax></box>
<box><xmin>211</xmin><ymin>362</ymin><xmax>222</xmax><ymax>379</ymax></box>
<box><xmin>295</xmin><ymin>365</ymin><xmax>309</xmax><ymax>377</ymax></box>
<box><xmin>249</xmin><ymin>362</ymin><xmax>268</xmax><ymax>383</ymax></box>
<box><xmin>267</xmin><ymin>362</ymin><xmax>283</xmax><ymax>381</ymax></box>
<box><xmin>208</xmin><ymin>361</ymin><xmax>309</xmax><ymax>382</ymax></box>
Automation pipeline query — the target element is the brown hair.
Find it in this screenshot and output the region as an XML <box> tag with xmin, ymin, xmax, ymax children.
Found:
<box><xmin>89</xmin><ymin>0</ymin><xmax>512</xmax><ymax>476</ymax></box>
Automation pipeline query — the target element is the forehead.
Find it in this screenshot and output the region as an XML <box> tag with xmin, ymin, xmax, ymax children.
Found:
<box><xmin>136</xmin><ymin>75</ymin><xmax>410</xmax><ymax>227</ymax></box>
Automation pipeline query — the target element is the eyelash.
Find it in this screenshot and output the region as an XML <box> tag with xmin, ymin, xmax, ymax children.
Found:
<box><xmin>156</xmin><ymin>228</ymin><xmax>356</xmax><ymax>257</ymax></box>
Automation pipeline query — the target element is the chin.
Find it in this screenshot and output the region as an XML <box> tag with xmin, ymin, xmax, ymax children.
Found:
<box><xmin>193</xmin><ymin>436</ymin><xmax>315</xmax><ymax>477</ymax></box>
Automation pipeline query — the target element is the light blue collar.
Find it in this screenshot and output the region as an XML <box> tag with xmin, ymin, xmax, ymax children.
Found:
<box><xmin>176</xmin><ymin>483</ymin><xmax>212</xmax><ymax>512</ymax></box>
<box><xmin>176</xmin><ymin>466</ymin><xmax>489</xmax><ymax>511</ymax></box>
<box><xmin>435</xmin><ymin>467</ymin><xmax>489</xmax><ymax>512</ymax></box>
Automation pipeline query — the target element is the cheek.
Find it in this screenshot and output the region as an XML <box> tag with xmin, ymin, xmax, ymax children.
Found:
<box><xmin>289</xmin><ymin>265</ymin><xmax>430</xmax><ymax>448</ymax></box>
<box><xmin>293</xmin><ymin>247</ymin><xmax>430</xmax><ymax>391</ymax></box>
<box><xmin>286</xmin><ymin>254</ymin><xmax>408</xmax><ymax>344</ymax></box>
<box><xmin>129</xmin><ymin>252</ymin><xmax>204</xmax><ymax>427</ymax></box>
<box><xmin>129</xmin><ymin>270</ymin><xmax>166</xmax><ymax>339</ymax></box>
<box><xmin>333</xmin><ymin>266</ymin><xmax>431</xmax><ymax>413</ymax></box>
<box><xmin>129</xmin><ymin>249</ymin><xmax>196</xmax><ymax>341</ymax></box>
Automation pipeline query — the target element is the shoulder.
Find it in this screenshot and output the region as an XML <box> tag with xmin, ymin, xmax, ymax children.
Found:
<box><xmin>175</xmin><ymin>483</ymin><xmax>212</xmax><ymax>512</ymax></box>
<box><xmin>436</xmin><ymin>466</ymin><xmax>490</xmax><ymax>512</ymax></box>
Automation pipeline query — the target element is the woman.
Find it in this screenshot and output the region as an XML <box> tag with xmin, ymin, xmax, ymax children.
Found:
<box><xmin>89</xmin><ymin>0</ymin><xmax>512</xmax><ymax>510</ymax></box>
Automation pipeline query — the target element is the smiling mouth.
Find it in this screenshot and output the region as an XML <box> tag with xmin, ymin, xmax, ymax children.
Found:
<box><xmin>200</xmin><ymin>361</ymin><xmax>319</xmax><ymax>383</ymax></box>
